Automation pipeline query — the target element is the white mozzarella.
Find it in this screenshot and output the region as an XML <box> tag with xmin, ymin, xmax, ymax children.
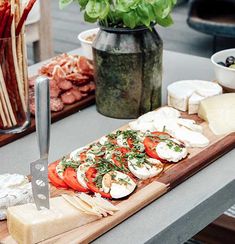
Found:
<box><xmin>146</xmin><ymin>158</ymin><xmax>161</xmax><ymax>165</ymax></box>
<box><xmin>70</xmin><ymin>147</ymin><xmax>87</xmax><ymax>162</ymax></box>
<box><xmin>177</xmin><ymin>118</ymin><xmax>203</xmax><ymax>133</ymax></box>
<box><xmin>99</xmin><ymin>136</ymin><xmax>108</xmax><ymax>145</ymax></box>
<box><xmin>101</xmin><ymin>171</ymin><xmax>136</xmax><ymax>199</ymax></box>
<box><xmin>116</xmin><ymin>134</ymin><xmax>128</xmax><ymax>147</ymax></box>
<box><xmin>153</xmin><ymin>118</ymin><xmax>180</xmax><ymax>135</ymax></box>
<box><xmin>0</xmin><ymin>174</ymin><xmax>28</xmax><ymax>189</ymax></box>
<box><xmin>167</xmin><ymin>80</ymin><xmax>222</xmax><ymax>114</ymax></box>
<box><xmin>138</xmin><ymin>111</ymin><xmax>158</xmax><ymax>123</ymax></box>
<box><xmin>174</xmin><ymin>126</ymin><xmax>209</xmax><ymax>148</ymax></box>
<box><xmin>156</xmin><ymin>141</ymin><xmax>187</xmax><ymax>163</ymax></box>
<box><xmin>128</xmin><ymin>158</ymin><xmax>163</xmax><ymax>180</ymax></box>
<box><xmin>55</xmin><ymin>161</ymin><xmax>65</xmax><ymax>180</ymax></box>
<box><xmin>129</xmin><ymin>120</ymin><xmax>155</xmax><ymax>132</ymax></box>
<box><xmin>76</xmin><ymin>163</ymin><xmax>90</xmax><ymax>189</ymax></box>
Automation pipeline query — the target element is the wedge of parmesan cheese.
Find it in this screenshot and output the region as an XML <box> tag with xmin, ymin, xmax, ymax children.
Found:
<box><xmin>167</xmin><ymin>80</ymin><xmax>222</xmax><ymax>114</ymax></box>
<box><xmin>198</xmin><ymin>93</ymin><xmax>235</xmax><ymax>135</ymax></box>
<box><xmin>7</xmin><ymin>196</ymin><xmax>99</xmax><ymax>244</ymax></box>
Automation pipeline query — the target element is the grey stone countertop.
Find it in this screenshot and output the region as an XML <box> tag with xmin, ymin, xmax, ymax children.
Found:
<box><xmin>0</xmin><ymin>50</ymin><xmax>234</xmax><ymax>244</ymax></box>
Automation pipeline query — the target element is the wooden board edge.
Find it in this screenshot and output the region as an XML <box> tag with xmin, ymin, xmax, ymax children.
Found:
<box><xmin>0</xmin><ymin>95</ymin><xmax>95</xmax><ymax>147</ymax></box>
<box><xmin>37</xmin><ymin>181</ymin><xmax>168</xmax><ymax>244</ymax></box>
<box><xmin>158</xmin><ymin>133</ymin><xmax>235</xmax><ymax>188</ymax></box>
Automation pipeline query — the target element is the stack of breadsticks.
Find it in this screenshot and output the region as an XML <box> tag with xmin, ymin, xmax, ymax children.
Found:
<box><xmin>0</xmin><ymin>0</ymin><xmax>36</xmax><ymax>130</ymax></box>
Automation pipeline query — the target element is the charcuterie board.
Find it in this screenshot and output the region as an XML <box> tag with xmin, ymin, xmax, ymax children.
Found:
<box><xmin>1</xmin><ymin>109</ymin><xmax>235</xmax><ymax>244</ymax></box>
<box><xmin>0</xmin><ymin>94</ymin><xmax>95</xmax><ymax>147</ymax></box>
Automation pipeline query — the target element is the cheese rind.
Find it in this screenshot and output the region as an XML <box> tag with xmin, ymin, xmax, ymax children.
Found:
<box><xmin>167</xmin><ymin>80</ymin><xmax>222</xmax><ymax>114</ymax></box>
<box><xmin>7</xmin><ymin>197</ymin><xmax>99</xmax><ymax>244</ymax></box>
<box><xmin>198</xmin><ymin>93</ymin><xmax>235</xmax><ymax>135</ymax></box>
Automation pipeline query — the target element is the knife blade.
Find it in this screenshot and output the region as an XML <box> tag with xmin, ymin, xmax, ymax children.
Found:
<box><xmin>30</xmin><ymin>76</ymin><xmax>51</xmax><ymax>210</ymax></box>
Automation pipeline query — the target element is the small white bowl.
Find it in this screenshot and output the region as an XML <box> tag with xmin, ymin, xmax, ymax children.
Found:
<box><xmin>78</xmin><ymin>28</ymin><xmax>99</xmax><ymax>60</ymax></box>
<box><xmin>211</xmin><ymin>48</ymin><xmax>235</xmax><ymax>91</ymax></box>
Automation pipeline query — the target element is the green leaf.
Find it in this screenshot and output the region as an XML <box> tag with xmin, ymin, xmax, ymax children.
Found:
<box><xmin>156</xmin><ymin>14</ymin><xmax>173</xmax><ymax>27</ymax></box>
<box><xmin>59</xmin><ymin>0</ymin><xmax>73</xmax><ymax>9</ymax></box>
<box><xmin>78</xmin><ymin>0</ymin><xmax>89</xmax><ymax>9</ymax></box>
<box><xmin>85</xmin><ymin>0</ymin><xmax>109</xmax><ymax>19</ymax></box>
<box><xmin>122</xmin><ymin>11</ymin><xmax>137</xmax><ymax>28</ymax></box>
<box><xmin>84</xmin><ymin>11</ymin><xmax>97</xmax><ymax>22</ymax></box>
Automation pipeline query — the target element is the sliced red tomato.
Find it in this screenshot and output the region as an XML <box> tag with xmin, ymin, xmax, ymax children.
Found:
<box><xmin>112</xmin><ymin>147</ymin><xmax>130</xmax><ymax>168</ymax></box>
<box><xmin>127</xmin><ymin>138</ymin><xmax>134</xmax><ymax>148</ymax></box>
<box><xmin>80</xmin><ymin>151</ymin><xmax>87</xmax><ymax>163</ymax></box>
<box><xmin>85</xmin><ymin>167</ymin><xmax>112</xmax><ymax>199</ymax></box>
<box><xmin>144</xmin><ymin>132</ymin><xmax>170</xmax><ymax>160</ymax></box>
<box><xmin>48</xmin><ymin>161</ymin><xmax>68</xmax><ymax>189</ymax></box>
<box><xmin>63</xmin><ymin>167</ymin><xmax>88</xmax><ymax>192</ymax></box>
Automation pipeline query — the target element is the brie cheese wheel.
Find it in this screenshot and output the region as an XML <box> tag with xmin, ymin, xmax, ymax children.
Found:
<box><xmin>167</xmin><ymin>80</ymin><xmax>222</xmax><ymax>114</ymax></box>
<box><xmin>0</xmin><ymin>174</ymin><xmax>28</xmax><ymax>189</ymax></box>
<box><xmin>101</xmin><ymin>171</ymin><xmax>136</xmax><ymax>199</ymax></box>
<box><xmin>198</xmin><ymin>93</ymin><xmax>235</xmax><ymax>135</ymax></box>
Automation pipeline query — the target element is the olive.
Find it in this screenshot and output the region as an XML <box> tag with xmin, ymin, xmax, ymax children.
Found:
<box><xmin>225</xmin><ymin>56</ymin><xmax>235</xmax><ymax>67</ymax></box>
<box><xmin>229</xmin><ymin>64</ymin><xmax>235</xmax><ymax>69</ymax></box>
<box><xmin>217</xmin><ymin>61</ymin><xmax>226</xmax><ymax>67</ymax></box>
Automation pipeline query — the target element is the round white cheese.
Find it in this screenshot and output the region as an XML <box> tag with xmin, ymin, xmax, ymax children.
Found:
<box><xmin>167</xmin><ymin>80</ymin><xmax>222</xmax><ymax>114</ymax></box>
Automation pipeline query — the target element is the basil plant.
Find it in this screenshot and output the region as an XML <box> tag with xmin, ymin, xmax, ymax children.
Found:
<box><xmin>59</xmin><ymin>0</ymin><xmax>177</xmax><ymax>29</ymax></box>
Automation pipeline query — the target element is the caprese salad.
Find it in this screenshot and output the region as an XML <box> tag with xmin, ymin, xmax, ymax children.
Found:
<box><xmin>48</xmin><ymin>129</ymin><xmax>188</xmax><ymax>199</ymax></box>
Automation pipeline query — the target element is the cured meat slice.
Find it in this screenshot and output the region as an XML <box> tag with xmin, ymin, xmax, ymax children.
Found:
<box><xmin>61</xmin><ymin>91</ymin><xmax>76</xmax><ymax>105</ymax></box>
<box><xmin>50</xmin><ymin>98</ymin><xmax>64</xmax><ymax>112</ymax></box>
<box><xmin>50</xmin><ymin>86</ymin><xmax>61</xmax><ymax>98</ymax></box>
<box><xmin>70</xmin><ymin>87</ymin><xmax>82</xmax><ymax>101</ymax></box>
<box><xmin>79</xmin><ymin>85</ymin><xmax>90</xmax><ymax>93</ymax></box>
<box><xmin>66</xmin><ymin>73</ymin><xmax>90</xmax><ymax>84</ymax></box>
<box><xmin>57</xmin><ymin>80</ymin><xmax>73</xmax><ymax>91</ymax></box>
<box><xmin>52</xmin><ymin>65</ymin><xmax>66</xmax><ymax>82</ymax></box>
<box><xmin>77</xmin><ymin>56</ymin><xmax>94</xmax><ymax>76</ymax></box>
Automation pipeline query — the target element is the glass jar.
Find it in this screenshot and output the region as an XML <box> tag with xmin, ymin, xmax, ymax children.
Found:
<box><xmin>93</xmin><ymin>25</ymin><xmax>163</xmax><ymax>119</ymax></box>
<box><xmin>0</xmin><ymin>35</ymin><xmax>30</xmax><ymax>133</ymax></box>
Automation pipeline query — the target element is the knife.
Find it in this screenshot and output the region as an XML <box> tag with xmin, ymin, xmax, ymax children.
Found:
<box><xmin>30</xmin><ymin>76</ymin><xmax>51</xmax><ymax>210</ymax></box>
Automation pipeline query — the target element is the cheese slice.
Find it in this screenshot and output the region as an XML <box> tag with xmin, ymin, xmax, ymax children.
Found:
<box><xmin>198</xmin><ymin>93</ymin><xmax>235</xmax><ymax>135</ymax></box>
<box><xmin>7</xmin><ymin>197</ymin><xmax>99</xmax><ymax>244</ymax></box>
<box><xmin>168</xmin><ymin>80</ymin><xmax>222</xmax><ymax>114</ymax></box>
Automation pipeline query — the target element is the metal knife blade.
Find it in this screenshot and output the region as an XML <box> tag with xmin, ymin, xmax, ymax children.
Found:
<box><xmin>30</xmin><ymin>76</ymin><xmax>51</xmax><ymax>210</ymax></box>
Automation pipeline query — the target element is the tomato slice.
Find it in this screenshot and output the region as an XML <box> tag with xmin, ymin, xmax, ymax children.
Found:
<box><xmin>144</xmin><ymin>132</ymin><xmax>170</xmax><ymax>160</ymax></box>
<box><xmin>85</xmin><ymin>167</ymin><xmax>112</xmax><ymax>199</ymax></box>
<box><xmin>112</xmin><ymin>147</ymin><xmax>130</xmax><ymax>168</ymax></box>
<box><xmin>63</xmin><ymin>167</ymin><xmax>88</xmax><ymax>192</ymax></box>
<box><xmin>80</xmin><ymin>151</ymin><xmax>87</xmax><ymax>163</ymax></box>
<box><xmin>48</xmin><ymin>161</ymin><xmax>68</xmax><ymax>189</ymax></box>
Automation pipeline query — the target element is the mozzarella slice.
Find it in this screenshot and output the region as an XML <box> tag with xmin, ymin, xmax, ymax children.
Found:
<box><xmin>99</xmin><ymin>136</ymin><xmax>108</xmax><ymax>145</ymax></box>
<box><xmin>116</xmin><ymin>134</ymin><xmax>128</xmax><ymax>147</ymax></box>
<box><xmin>153</xmin><ymin>118</ymin><xmax>181</xmax><ymax>135</ymax></box>
<box><xmin>70</xmin><ymin>147</ymin><xmax>87</xmax><ymax>162</ymax></box>
<box><xmin>101</xmin><ymin>171</ymin><xmax>136</xmax><ymax>199</ymax></box>
<box><xmin>129</xmin><ymin>120</ymin><xmax>155</xmax><ymax>132</ymax></box>
<box><xmin>168</xmin><ymin>80</ymin><xmax>222</xmax><ymax>114</ymax></box>
<box><xmin>177</xmin><ymin>118</ymin><xmax>203</xmax><ymax>133</ymax></box>
<box><xmin>156</xmin><ymin>142</ymin><xmax>187</xmax><ymax>163</ymax></box>
<box><xmin>55</xmin><ymin>161</ymin><xmax>65</xmax><ymax>180</ymax></box>
<box><xmin>76</xmin><ymin>163</ymin><xmax>90</xmax><ymax>189</ymax></box>
<box><xmin>128</xmin><ymin>158</ymin><xmax>163</xmax><ymax>180</ymax></box>
<box><xmin>174</xmin><ymin>126</ymin><xmax>209</xmax><ymax>148</ymax></box>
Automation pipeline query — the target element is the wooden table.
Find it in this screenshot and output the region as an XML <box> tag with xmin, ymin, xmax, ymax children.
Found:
<box><xmin>0</xmin><ymin>50</ymin><xmax>235</xmax><ymax>244</ymax></box>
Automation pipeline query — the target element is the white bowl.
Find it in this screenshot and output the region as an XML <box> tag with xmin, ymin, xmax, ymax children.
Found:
<box><xmin>78</xmin><ymin>28</ymin><xmax>99</xmax><ymax>60</ymax></box>
<box><xmin>211</xmin><ymin>48</ymin><xmax>235</xmax><ymax>91</ymax></box>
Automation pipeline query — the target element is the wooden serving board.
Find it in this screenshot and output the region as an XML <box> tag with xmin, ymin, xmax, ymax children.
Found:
<box><xmin>1</xmin><ymin>112</ymin><xmax>235</xmax><ymax>244</ymax></box>
<box><xmin>0</xmin><ymin>94</ymin><xmax>95</xmax><ymax>147</ymax></box>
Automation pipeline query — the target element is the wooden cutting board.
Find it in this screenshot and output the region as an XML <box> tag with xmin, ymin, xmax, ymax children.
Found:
<box><xmin>1</xmin><ymin>112</ymin><xmax>235</xmax><ymax>244</ymax></box>
<box><xmin>0</xmin><ymin>94</ymin><xmax>95</xmax><ymax>147</ymax></box>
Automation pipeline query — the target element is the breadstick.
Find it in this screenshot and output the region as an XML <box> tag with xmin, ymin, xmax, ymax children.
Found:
<box><xmin>0</xmin><ymin>93</ymin><xmax>7</xmax><ymax>128</ymax></box>
<box><xmin>0</xmin><ymin>65</ymin><xmax>17</xmax><ymax>125</ymax></box>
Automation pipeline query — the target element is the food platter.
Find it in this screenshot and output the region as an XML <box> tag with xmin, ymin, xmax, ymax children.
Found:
<box><xmin>1</xmin><ymin>107</ymin><xmax>235</xmax><ymax>244</ymax></box>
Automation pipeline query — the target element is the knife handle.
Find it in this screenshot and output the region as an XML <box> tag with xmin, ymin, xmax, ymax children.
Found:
<box><xmin>35</xmin><ymin>76</ymin><xmax>51</xmax><ymax>159</ymax></box>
